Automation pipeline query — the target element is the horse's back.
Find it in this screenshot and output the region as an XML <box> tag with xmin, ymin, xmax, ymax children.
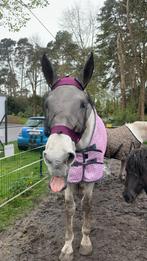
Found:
<box><xmin>105</xmin><ymin>125</ymin><xmax>140</xmax><ymax>160</ymax></box>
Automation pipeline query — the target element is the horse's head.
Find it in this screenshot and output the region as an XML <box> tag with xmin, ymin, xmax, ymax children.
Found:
<box><xmin>41</xmin><ymin>53</ymin><xmax>94</xmax><ymax>192</ymax></box>
<box><xmin>123</xmin><ymin>148</ymin><xmax>147</xmax><ymax>203</ymax></box>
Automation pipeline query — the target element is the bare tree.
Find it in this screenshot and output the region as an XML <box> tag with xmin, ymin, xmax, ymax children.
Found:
<box><xmin>61</xmin><ymin>3</ymin><xmax>97</xmax><ymax>50</ymax></box>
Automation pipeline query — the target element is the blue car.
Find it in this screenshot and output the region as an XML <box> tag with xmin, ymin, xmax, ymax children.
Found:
<box><xmin>17</xmin><ymin>116</ymin><xmax>48</xmax><ymax>150</ymax></box>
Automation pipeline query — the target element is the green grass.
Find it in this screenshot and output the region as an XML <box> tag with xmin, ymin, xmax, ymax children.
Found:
<box><xmin>0</xmin><ymin>141</ymin><xmax>50</xmax><ymax>231</ymax></box>
<box><xmin>8</xmin><ymin>115</ymin><xmax>27</xmax><ymax>124</ymax></box>
<box><xmin>0</xmin><ymin>180</ymin><xmax>49</xmax><ymax>231</ymax></box>
<box><xmin>0</xmin><ymin>143</ymin><xmax>47</xmax><ymax>201</ymax></box>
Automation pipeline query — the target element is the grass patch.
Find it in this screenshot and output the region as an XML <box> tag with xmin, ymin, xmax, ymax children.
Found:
<box><xmin>0</xmin><ymin>141</ymin><xmax>50</xmax><ymax>231</ymax></box>
<box><xmin>8</xmin><ymin>115</ymin><xmax>26</xmax><ymax>124</ymax></box>
<box><xmin>0</xmin><ymin>180</ymin><xmax>49</xmax><ymax>231</ymax></box>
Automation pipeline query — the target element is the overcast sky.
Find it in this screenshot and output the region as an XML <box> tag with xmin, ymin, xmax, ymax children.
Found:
<box><xmin>0</xmin><ymin>0</ymin><xmax>104</xmax><ymax>46</ymax></box>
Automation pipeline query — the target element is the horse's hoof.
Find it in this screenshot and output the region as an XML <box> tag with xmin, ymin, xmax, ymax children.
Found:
<box><xmin>79</xmin><ymin>244</ymin><xmax>92</xmax><ymax>256</ymax></box>
<box><xmin>59</xmin><ymin>251</ymin><xmax>73</xmax><ymax>261</ymax></box>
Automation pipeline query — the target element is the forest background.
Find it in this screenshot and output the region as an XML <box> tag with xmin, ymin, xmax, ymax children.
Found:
<box><xmin>0</xmin><ymin>0</ymin><xmax>147</xmax><ymax>125</ymax></box>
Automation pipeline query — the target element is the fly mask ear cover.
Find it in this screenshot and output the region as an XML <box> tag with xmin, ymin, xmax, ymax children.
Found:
<box><xmin>49</xmin><ymin>76</ymin><xmax>85</xmax><ymax>143</ymax></box>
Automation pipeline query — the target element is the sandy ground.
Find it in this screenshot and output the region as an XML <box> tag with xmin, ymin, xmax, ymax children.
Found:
<box><xmin>0</xmin><ymin>159</ymin><xmax>147</xmax><ymax>261</ymax></box>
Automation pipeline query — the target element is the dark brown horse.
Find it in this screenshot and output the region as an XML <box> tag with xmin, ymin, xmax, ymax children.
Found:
<box><xmin>123</xmin><ymin>147</ymin><xmax>147</xmax><ymax>203</ymax></box>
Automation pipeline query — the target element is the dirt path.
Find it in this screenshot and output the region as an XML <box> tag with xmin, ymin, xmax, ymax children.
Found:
<box><xmin>0</xmin><ymin>159</ymin><xmax>147</xmax><ymax>261</ymax></box>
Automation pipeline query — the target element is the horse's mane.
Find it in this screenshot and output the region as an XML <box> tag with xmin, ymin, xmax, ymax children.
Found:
<box><xmin>126</xmin><ymin>148</ymin><xmax>147</xmax><ymax>176</ymax></box>
<box><xmin>86</xmin><ymin>92</ymin><xmax>95</xmax><ymax>109</ymax></box>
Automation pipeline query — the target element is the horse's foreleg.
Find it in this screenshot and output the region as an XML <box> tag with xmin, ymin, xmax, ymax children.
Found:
<box><xmin>59</xmin><ymin>185</ymin><xmax>75</xmax><ymax>261</ymax></box>
<box><xmin>79</xmin><ymin>183</ymin><xmax>94</xmax><ymax>256</ymax></box>
<box><xmin>119</xmin><ymin>160</ymin><xmax>126</xmax><ymax>181</ymax></box>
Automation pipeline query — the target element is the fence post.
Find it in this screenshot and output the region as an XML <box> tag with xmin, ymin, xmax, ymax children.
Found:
<box><xmin>40</xmin><ymin>147</ymin><xmax>43</xmax><ymax>177</ymax></box>
<box><xmin>5</xmin><ymin>99</ymin><xmax>8</xmax><ymax>145</ymax></box>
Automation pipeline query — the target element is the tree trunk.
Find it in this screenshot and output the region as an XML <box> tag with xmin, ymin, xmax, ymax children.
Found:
<box><xmin>117</xmin><ymin>33</ymin><xmax>126</xmax><ymax>109</ymax></box>
<box><xmin>129</xmin><ymin>63</ymin><xmax>137</xmax><ymax>103</ymax></box>
<box><xmin>126</xmin><ymin>0</ymin><xmax>137</xmax><ymax>96</ymax></box>
<box><xmin>138</xmin><ymin>73</ymin><xmax>145</xmax><ymax>120</ymax></box>
<box><xmin>26</xmin><ymin>70</ymin><xmax>38</xmax><ymax>116</ymax></box>
<box><xmin>137</xmin><ymin>40</ymin><xmax>146</xmax><ymax>120</ymax></box>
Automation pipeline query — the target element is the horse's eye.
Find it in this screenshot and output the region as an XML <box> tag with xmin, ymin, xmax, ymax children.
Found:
<box><xmin>80</xmin><ymin>102</ymin><xmax>86</xmax><ymax>109</ymax></box>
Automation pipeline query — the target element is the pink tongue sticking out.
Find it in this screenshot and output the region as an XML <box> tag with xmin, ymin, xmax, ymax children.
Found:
<box><xmin>49</xmin><ymin>176</ymin><xmax>66</xmax><ymax>192</ymax></box>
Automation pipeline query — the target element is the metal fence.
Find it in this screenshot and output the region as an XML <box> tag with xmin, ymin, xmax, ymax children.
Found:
<box><xmin>0</xmin><ymin>146</ymin><xmax>48</xmax><ymax>208</ymax></box>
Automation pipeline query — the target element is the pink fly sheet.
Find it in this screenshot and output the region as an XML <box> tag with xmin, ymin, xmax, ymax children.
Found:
<box><xmin>68</xmin><ymin>113</ymin><xmax>107</xmax><ymax>183</ymax></box>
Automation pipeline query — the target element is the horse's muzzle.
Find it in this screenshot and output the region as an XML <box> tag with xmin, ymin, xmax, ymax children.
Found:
<box><xmin>123</xmin><ymin>191</ymin><xmax>136</xmax><ymax>203</ymax></box>
<box><xmin>43</xmin><ymin>151</ymin><xmax>75</xmax><ymax>167</ymax></box>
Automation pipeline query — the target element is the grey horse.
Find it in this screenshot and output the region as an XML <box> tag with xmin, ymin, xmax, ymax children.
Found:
<box><xmin>42</xmin><ymin>53</ymin><xmax>107</xmax><ymax>261</ymax></box>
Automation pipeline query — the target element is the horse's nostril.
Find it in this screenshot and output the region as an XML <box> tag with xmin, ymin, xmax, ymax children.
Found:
<box><xmin>43</xmin><ymin>152</ymin><xmax>51</xmax><ymax>165</ymax></box>
<box><xmin>67</xmin><ymin>152</ymin><xmax>75</xmax><ymax>164</ymax></box>
<box><xmin>123</xmin><ymin>191</ymin><xmax>132</xmax><ymax>203</ymax></box>
<box><xmin>43</xmin><ymin>152</ymin><xmax>48</xmax><ymax>161</ymax></box>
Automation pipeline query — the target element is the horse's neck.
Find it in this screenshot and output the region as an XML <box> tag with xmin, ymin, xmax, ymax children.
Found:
<box><xmin>125</xmin><ymin>121</ymin><xmax>147</xmax><ymax>143</ymax></box>
<box><xmin>76</xmin><ymin>109</ymin><xmax>95</xmax><ymax>150</ymax></box>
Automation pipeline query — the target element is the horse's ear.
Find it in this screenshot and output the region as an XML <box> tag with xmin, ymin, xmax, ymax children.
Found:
<box><xmin>80</xmin><ymin>52</ymin><xmax>94</xmax><ymax>89</ymax></box>
<box><xmin>41</xmin><ymin>54</ymin><xmax>57</xmax><ymax>86</ymax></box>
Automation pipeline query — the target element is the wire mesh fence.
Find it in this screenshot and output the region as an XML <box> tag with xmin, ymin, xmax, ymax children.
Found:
<box><xmin>0</xmin><ymin>146</ymin><xmax>48</xmax><ymax>208</ymax></box>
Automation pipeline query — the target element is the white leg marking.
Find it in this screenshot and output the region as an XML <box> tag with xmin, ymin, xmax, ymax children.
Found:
<box><xmin>79</xmin><ymin>183</ymin><xmax>94</xmax><ymax>256</ymax></box>
<box><xmin>59</xmin><ymin>185</ymin><xmax>75</xmax><ymax>261</ymax></box>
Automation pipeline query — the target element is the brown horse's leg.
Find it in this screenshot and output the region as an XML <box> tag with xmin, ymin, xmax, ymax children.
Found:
<box><xmin>59</xmin><ymin>184</ymin><xmax>75</xmax><ymax>261</ymax></box>
<box><xmin>119</xmin><ymin>160</ymin><xmax>126</xmax><ymax>181</ymax></box>
<box><xmin>79</xmin><ymin>182</ymin><xmax>94</xmax><ymax>256</ymax></box>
